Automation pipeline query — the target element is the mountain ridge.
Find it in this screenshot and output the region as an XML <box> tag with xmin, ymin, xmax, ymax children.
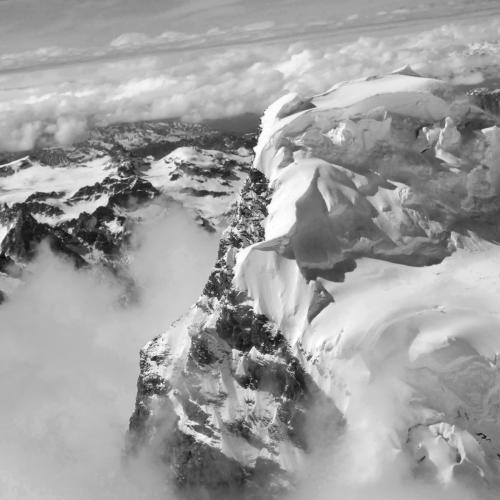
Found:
<box><xmin>129</xmin><ymin>70</ymin><xmax>500</xmax><ymax>498</ymax></box>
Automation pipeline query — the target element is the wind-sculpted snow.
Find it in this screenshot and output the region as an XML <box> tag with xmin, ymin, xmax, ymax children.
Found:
<box><xmin>249</xmin><ymin>71</ymin><xmax>500</xmax><ymax>280</ymax></box>
<box><xmin>131</xmin><ymin>70</ymin><xmax>500</xmax><ymax>499</ymax></box>
<box><xmin>233</xmin><ymin>71</ymin><xmax>500</xmax><ymax>495</ymax></box>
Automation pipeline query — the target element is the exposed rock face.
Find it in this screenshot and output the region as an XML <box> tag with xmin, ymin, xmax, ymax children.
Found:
<box><xmin>130</xmin><ymin>74</ymin><xmax>500</xmax><ymax>498</ymax></box>
<box><xmin>129</xmin><ymin>169</ymin><xmax>340</xmax><ymax>498</ymax></box>
<box><xmin>1</xmin><ymin>207</ymin><xmax>87</xmax><ymax>267</ymax></box>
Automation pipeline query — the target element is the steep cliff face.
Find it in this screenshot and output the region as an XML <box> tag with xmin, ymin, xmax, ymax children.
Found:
<box><xmin>129</xmin><ymin>168</ymin><xmax>340</xmax><ymax>498</ymax></box>
<box><xmin>130</xmin><ymin>71</ymin><xmax>500</xmax><ymax>498</ymax></box>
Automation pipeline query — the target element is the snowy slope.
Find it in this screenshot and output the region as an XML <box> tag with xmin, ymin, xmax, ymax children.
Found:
<box><xmin>146</xmin><ymin>146</ymin><xmax>251</xmax><ymax>229</ymax></box>
<box><xmin>132</xmin><ymin>71</ymin><xmax>500</xmax><ymax>498</ymax></box>
<box><xmin>235</xmin><ymin>71</ymin><xmax>500</xmax><ymax>493</ymax></box>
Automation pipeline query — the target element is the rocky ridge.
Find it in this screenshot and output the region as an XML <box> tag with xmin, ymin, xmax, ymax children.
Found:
<box><xmin>129</xmin><ymin>168</ymin><xmax>340</xmax><ymax>498</ymax></box>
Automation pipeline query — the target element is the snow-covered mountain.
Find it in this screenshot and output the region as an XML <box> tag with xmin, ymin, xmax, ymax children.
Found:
<box><xmin>0</xmin><ymin>120</ymin><xmax>254</xmax><ymax>300</ymax></box>
<box><xmin>129</xmin><ymin>69</ymin><xmax>500</xmax><ymax>498</ymax></box>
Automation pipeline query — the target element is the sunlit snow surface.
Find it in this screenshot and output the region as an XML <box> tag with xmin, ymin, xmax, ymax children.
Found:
<box><xmin>0</xmin><ymin>144</ymin><xmax>251</xmax><ymax>246</ymax></box>
<box><xmin>234</xmin><ymin>71</ymin><xmax>500</xmax><ymax>495</ymax></box>
<box><xmin>147</xmin><ymin>146</ymin><xmax>250</xmax><ymax>225</ymax></box>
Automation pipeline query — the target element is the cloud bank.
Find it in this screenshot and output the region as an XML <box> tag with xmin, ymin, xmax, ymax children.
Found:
<box><xmin>1</xmin><ymin>17</ymin><xmax>500</xmax><ymax>152</ymax></box>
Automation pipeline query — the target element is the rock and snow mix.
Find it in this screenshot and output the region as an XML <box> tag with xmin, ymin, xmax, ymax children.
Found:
<box><xmin>146</xmin><ymin>146</ymin><xmax>251</xmax><ymax>229</ymax></box>
<box><xmin>241</xmin><ymin>71</ymin><xmax>500</xmax><ymax>491</ymax></box>
<box><xmin>0</xmin><ymin>122</ymin><xmax>253</xmax><ymax>292</ymax></box>
<box><xmin>132</xmin><ymin>70</ymin><xmax>500</xmax><ymax>498</ymax></box>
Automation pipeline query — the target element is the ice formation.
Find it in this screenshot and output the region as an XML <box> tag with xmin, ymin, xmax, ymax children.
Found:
<box><xmin>131</xmin><ymin>70</ymin><xmax>500</xmax><ymax>498</ymax></box>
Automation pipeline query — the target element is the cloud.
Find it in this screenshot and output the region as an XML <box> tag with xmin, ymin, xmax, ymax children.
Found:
<box><xmin>110</xmin><ymin>31</ymin><xmax>198</xmax><ymax>49</ymax></box>
<box><xmin>0</xmin><ymin>204</ymin><xmax>219</xmax><ymax>499</ymax></box>
<box><xmin>0</xmin><ymin>169</ymin><xmax>495</xmax><ymax>500</ymax></box>
<box><xmin>1</xmin><ymin>17</ymin><xmax>500</xmax><ymax>151</ymax></box>
<box><xmin>110</xmin><ymin>32</ymin><xmax>156</xmax><ymax>48</ymax></box>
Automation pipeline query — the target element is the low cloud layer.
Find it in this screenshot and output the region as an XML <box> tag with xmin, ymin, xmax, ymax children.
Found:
<box><xmin>1</xmin><ymin>17</ymin><xmax>500</xmax><ymax>152</ymax></box>
<box><xmin>0</xmin><ymin>205</ymin><xmax>218</xmax><ymax>499</ymax></box>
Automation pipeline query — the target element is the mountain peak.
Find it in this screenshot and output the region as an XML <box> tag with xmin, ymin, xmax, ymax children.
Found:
<box><xmin>130</xmin><ymin>73</ymin><xmax>500</xmax><ymax>498</ymax></box>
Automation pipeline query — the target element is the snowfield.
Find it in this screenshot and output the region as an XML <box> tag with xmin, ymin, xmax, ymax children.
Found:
<box><xmin>0</xmin><ymin>156</ymin><xmax>112</xmax><ymax>209</ymax></box>
<box><xmin>230</xmin><ymin>70</ymin><xmax>500</xmax><ymax>494</ymax></box>
<box><xmin>147</xmin><ymin>146</ymin><xmax>251</xmax><ymax>229</ymax></box>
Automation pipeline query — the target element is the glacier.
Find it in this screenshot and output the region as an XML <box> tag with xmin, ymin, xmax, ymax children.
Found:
<box><xmin>130</xmin><ymin>69</ymin><xmax>500</xmax><ymax>499</ymax></box>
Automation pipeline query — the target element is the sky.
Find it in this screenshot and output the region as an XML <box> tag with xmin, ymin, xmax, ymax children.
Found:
<box><xmin>0</xmin><ymin>0</ymin><xmax>500</xmax><ymax>151</ymax></box>
<box><xmin>1</xmin><ymin>0</ymin><xmax>499</xmax><ymax>54</ymax></box>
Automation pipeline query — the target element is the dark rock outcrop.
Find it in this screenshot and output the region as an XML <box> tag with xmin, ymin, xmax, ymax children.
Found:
<box><xmin>0</xmin><ymin>208</ymin><xmax>87</xmax><ymax>268</ymax></box>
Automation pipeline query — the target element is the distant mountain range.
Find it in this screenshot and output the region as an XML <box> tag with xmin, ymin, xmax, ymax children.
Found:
<box><xmin>0</xmin><ymin>117</ymin><xmax>258</xmax><ymax>302</ymax></box>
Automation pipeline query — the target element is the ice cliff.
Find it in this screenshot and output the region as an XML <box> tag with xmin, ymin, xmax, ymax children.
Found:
<box><xmin>129</xmin><ymin>69</ymin><xmax>500</xmax><ymax>499</ymax></box>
